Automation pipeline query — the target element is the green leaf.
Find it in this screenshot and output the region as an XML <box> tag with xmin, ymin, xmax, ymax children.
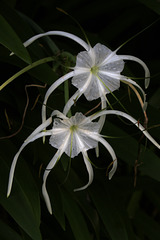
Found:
<box><xmin>0</xmin><ymin>220</ymin><xmax>23</xmax><ymax>240</ymax></box>
<box><xmin>134</xmin><ymin>210</ymin><xmax>160</xmax><ymax>240</ymax></box>
<box><xmin>0</xmin><ymin>136</ymin><xmax>42</xmax><ymax>240</ymax></box>
<box><xmin>90</xmin><ymin>183</ymin><xmax>129</xmax><ymax>240</ymax></box>
<box><xmin>75</xmin><ymin>193</ymin><xmax>100</xmax><ymax>240</ymax></box>
<box><xmin>47</xmin><ymin>177</ymin><xmax>65</xmax><ymax>230</ymax></box>
<box><xmin>19</xmin><ymin>12</ymin><xmax>59</xmax><ymax>55</ymax></box>
<box><xmin>62</xmin><ymin>189</ymin><xmax>92</xmax><ymax>240</ymax></box>
<box><xmin>0</xmin><ymin>15</ymin><xmax>31</xmax><ymax>64</ymax></box>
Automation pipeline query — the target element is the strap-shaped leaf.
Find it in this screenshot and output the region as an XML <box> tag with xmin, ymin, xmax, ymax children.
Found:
<box><xmin>90</xmin><ymin>183</ymin><xmax>128</xmax><ymax>240</ymax></box>
<box><xmin>62</xmin><ymin>189</ymin><xmax>92</xmax><ymax>240</ymax></box>
<box><xmin>0</xmin><ymin>15</ymin><xmax>31</xmax><ymax>64</ymax></box>
<box><xmin>0</xmin><ymin>220</ymin><xmax>23</xmax><ymax>240</ymax></box>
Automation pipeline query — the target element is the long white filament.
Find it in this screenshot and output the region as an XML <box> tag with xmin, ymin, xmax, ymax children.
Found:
<box><xmin>90</xmin><ymin>110</ymin><xmax>160</xmax><ymax>149</ymax></box>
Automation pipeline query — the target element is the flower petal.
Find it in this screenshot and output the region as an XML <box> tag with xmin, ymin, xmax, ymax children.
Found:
<box><xmin>75</xmin><ymin>50</ymin><xmax>92</xmax><ymax>68</ymax></box>
<box><xmin>72</xmin><ymin>72</ymin><xmax>91</xmax><ymax>92</ymax></box>
<box><xmin>42</xmin><ymin>149</ymin><xmax>63</xmax><ymax>214</ymax></box>
<box><xmin>96</xmin><ymin>95</ymin><xmax>107</xmax><ymax>157</ymax></box>
<box><xmin>93</xmin><ymin>43</ymin><xmax>113</xmax><ymax>66</ymax></box>
<box><xmin>49</xmin><ymin>121</ymin><xmax>70</xmax><ymax>150</ymax></box>
<box><xmin>74</xmin><ymin>151</ymin><xmax>94</xmax><ymax>191</ymax></box>
<box><xmin>121</xmin><ymin>77</ymin><xmax>146</xmax><ymax>106</ymax></box>
<box><xmin>7</xmin><ymin>131</ymin><xmax>52</xmax><ymax>197</ymax></box>
<box><xmin>90</xmin><ymin>110</ymin><xmax>160</xmax><ymax>149</ymax></box>
<box><xmin>97</xmin><ymin>72</ymin><xmax>120</xmax><ymax>94</ymax></box>
<box><xmin>63</xmin><ymin>90</ymin><xmax>81</xmax><ymax>116</ymax></box>
<box><xmin>118</xmin><ymin>55</ymin><xmax>150</xmax><ymax>88</ymax></box>
<box><xmin>97</xmin><ymin>136</ymin><xmax>117</xmax><ymax>179</ymax></box>
<box><xmin>42</xmin><ymin>131</ymin><xmax>71</xmax><ymax>214</ymax></box>
<box><xmin>25</xmin><ymin>117</ymin><xmax>52</xmax><ymax>142</ymax></box>
<box><xmin>88</xmin><ymin>133</ymin><xmax>117</xmax><ymax>179</ymax></box>
<box><xmin>23</xmin><ymin>31</ymin><xmax>89</xmax><ymax>50</ymax></box>
<box><xmin>42</xmin><ymin>71</ymin><xmax>74</xmax><ymax>125</ymax></box>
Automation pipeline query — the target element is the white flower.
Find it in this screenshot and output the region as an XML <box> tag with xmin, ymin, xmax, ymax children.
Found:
<box><xmin>22</xmin><ymin>31</ymin><xmax>149</xmax><ymax>124</ymax></box>
<box><xmin>7</xmin><ymin>109</ymin><xmax>160</xmax><ymax>214</ymax></box>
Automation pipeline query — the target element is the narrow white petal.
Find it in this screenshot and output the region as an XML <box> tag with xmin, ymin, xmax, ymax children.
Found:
<box><xmin>121</xmin><ymin>77</ymin><xmax>146</xmax><ymax>106</ymax></box>
<box><xmin>25</xmin><ymin>117</ymin><xmax>52</xmax><ymax>142</ymax></box>
<box><xmin>7</xmin><ymin>131</ymin><xmax>52</xmax><ymax>197</ymax></box>
<box><xmin>90</xmin><ymin>110</ymin><xmax>160</xmax><ymax>149</ymax></box>
<box><xmin>64</xmin><ymin>72</ymin><xmax>92</xmax><ymax>115</ymax></box>
<box><xmin>42</xmin><ymin>132</ymin><xmax>70</xmax><ymax>214</ymax></box>
<box><xmin>63</xmin><ymin>90</ymin><xmax>81</xmax><ymax>116</ymax></box>
<box><xmin>42</xmin><ymin>71</ymin><xmax>74</xmax><ymax>125</ymax></box>
<box><xmin>42</xmin><ymin>150</ymin><xmax>63</xmax><ymax>215</ymax></box>
<box><xmin>98</xmin><ymin>137</ymin><xmax>117</xmax><ymax>179</ymax></box>
<box><xmin>98</xmin><ymin>95</ymin><xmax>107</xmax><ymax>132</ymax></box>
<box><xmin>23</xmin><ymin>31</ymin><xmax>89</xmax><ymax>50</ymax></box>
<box><xmin>74</xmin><ymin>151</ymin><xmax>94</xmax><ymax>191</ymax></box>
<box><xmin>96</xmin><ymin>95</ymin><xmax>107</xmax><ymax>157</ymax></box>
<box><xmin>51</xmin><ymin>110</ymin><xmax>68</xmax><ymax>119</ymax></box>
<box><xmin>119</xmin><ymin>55</ymin><xmax>150</xmax><ymax>88</ymax></box>
<box><xmin>89</xmin><ymin>133</ymin><xmax>117</xmax><ymax>179</ymax></box>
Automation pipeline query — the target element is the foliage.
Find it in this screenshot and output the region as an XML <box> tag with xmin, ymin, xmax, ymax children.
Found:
<box><xmin>0</xmin><ymin>0</ymin><xmax>160</xmax><ymax>239</ymax></box>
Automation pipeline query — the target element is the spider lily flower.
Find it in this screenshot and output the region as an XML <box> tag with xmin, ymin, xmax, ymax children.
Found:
<box><xmin>7</xmin><ymin>110</ymin><xmax>116</xmax><ymax>214</ymax></box>
<box><xmin>21</xmin><ymin>30</ymin><xmax>149</xmax><ymax>124</ymax></box>
<box><xmin>7</xmin><ymin>109</ymin><xmax>159</xmax><ymax>214</ymax></box>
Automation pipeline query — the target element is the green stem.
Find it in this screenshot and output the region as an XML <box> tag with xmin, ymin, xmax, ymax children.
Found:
<box><xmin>0</xmin><ymin>56</ymin><xmax>55</xmax><ymax>90</ymax></box>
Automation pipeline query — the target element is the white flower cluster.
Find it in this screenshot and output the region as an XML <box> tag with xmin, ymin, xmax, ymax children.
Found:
<box><xmin>7</xmin><ymin>31</ymin><xmax>160</xmax><ymax>214</ymax></box>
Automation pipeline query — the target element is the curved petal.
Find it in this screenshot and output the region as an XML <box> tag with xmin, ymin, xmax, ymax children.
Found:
<box><xmin>63</xmin><ymin>90</ymin><xmax>82</xmax><ymax>116</ymax></box>
<box><xmin>90</xmin><ymin>110</ymin><xmax>160</xmax><ymax>149</ymax></box>
<box><xmin>42</xmin><ymin>133</ymin><xmax>70</xmax><ymax>214</ymax></box>
<box><xmin>121</xmin><ymin>77</ymin><xmax>147</xmax><ymax>108</ymax></box>
<box><xmin>97</xmin><ymin>136</ymin><xmax>117</xmax><ymax>179</ymax></box>
<box><xmin>98</xmin><ymin>95</ymin><xmax>107</xmax><ymax>132</ymax></box>
<box><xmin>25</xmin><ymin>117</ymin><xmax>52</xmax><ymax>142</ymax></box>
<box><xmin>23</xmin><ymin>31</ymin><xmax>89</xmax><ymax>50</ymax></box>
<box><xmin>42</xmin><ymin>71</ymin><xmax>74</xmax><ymax>125</ymax></box>
<box><xmin>74</xmin><ymin>150</ymin><xmax>94</xmax><ymax>191</ymax></box>
<box><xmin>121</xmin><ymin>76</ymin><xmax>146</xmax><ymax>97</ymax></box>
<box><xmin>96</xmin><ymin>95</ymin><xmax>107</xmax><ymax>157</ymax></box>
<box><xmin>118</xmin><ymin>55</ymin><xmax>150</xmax><ymax>88</ymax></box>
<box><xmin>51</xmin><ymin>110</ymin><xmax>68</xmax><ymax>120</ymax></box>
<box><xmin>42</xmin><ymin>149</ymin><xmax>63</xmax><ymax>214</ymax></box>
<box><xmin>89</xmin><ymin>133</ymin><xmax>117</xmax><ymax>179</ymax></box>
<box><xmin>64</xmin><ymin>72</ymin><xmax>92</xmax><ymax>115</ymax></box>
<box><xmin>7</xmin><ymin>131</ymin><xmax>52</xmax><ymax>197</ymax></box>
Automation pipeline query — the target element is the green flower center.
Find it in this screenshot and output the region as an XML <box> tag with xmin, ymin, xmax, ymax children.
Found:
<box><xmin>70</xmin><ymin>125</ymin><xmax>78</xmax><ymax>132</ymax></box>
<box><xmin>91</xmin><ymin>66</ymin><xmax>99</xmax><ymax>75</ymax></box>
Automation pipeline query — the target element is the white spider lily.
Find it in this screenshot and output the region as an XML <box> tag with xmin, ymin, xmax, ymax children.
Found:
<box><xmin>7</xmin><ymin>109</ymin><xmax>159</xmax><ymax>214</ymax></box>
<box><xmin>21</xmin><ymin>31</ymin><xmax>149</xmax><ymax>124</ymax></box>
<box><xmin>6</xmin><ymin>110</ymin><xmax>116</xmax><ymax>214</ymax></box>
